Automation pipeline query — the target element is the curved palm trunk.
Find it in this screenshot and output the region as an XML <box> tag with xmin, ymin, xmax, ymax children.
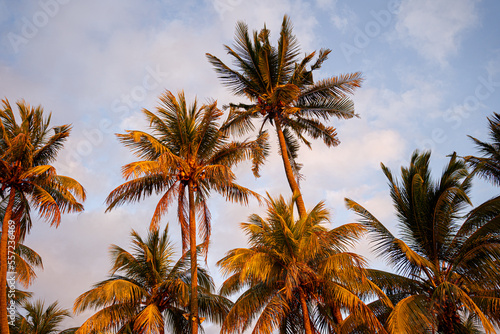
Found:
<box><xmin>1</xmin><ymin>189</ymin><xmax>16</xmax><ymax>334</ymax></box>
<box><xmin>275</xmin><ymin>121</ymin><xmax>307</xmax><ymax>219</ymax></box>
<box><xmin>298</xmin><ymin>288</ymin><xmax>313</xmax><ymax>334</ymax></box>
<box><xmin>188</xmin><ymin>182</ymin><xmax>199</xmax><ymax>334</ymax></box>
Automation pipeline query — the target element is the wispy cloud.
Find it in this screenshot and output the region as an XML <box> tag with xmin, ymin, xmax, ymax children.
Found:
<box><xmin>395</xmin><ymin>0</ymin><xmax>480</xmax><ymax>65</ymax></box>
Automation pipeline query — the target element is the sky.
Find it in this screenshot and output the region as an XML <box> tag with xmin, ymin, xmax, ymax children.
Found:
<box><xmin>1</xmin><ymin>0</ymin><xmax>500</xmax><ymax>332</ymax></box>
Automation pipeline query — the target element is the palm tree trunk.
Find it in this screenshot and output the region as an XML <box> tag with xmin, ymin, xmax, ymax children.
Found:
<box><xmin>298</xmin><ymin>288</ymin><xmax>313</xmax><ymax>334</ymax></box>
<box><xmin>438</xmin><ymin>304</ymin><xmax>460</xmax><ymax>334</ymax></box>
<box><xmin>275</xmin><ymin>121</ymin><xmax>307</xmax><ymax>219</ymax></box>
<box><xmin>1</xmin><ymin>189</ymin><xmax>16</xmax><ymax>334</ymax></box>
<box><xmin>188</xmin><ymin>182</ymin><xmax>199</xmax><ymax>334</ymax></box>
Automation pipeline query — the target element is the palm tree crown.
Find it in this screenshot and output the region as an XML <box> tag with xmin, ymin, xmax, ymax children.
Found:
<box><xmin>0</xmin><ymin>99</ymin><xmax>86</xmax><ymax>235</ymax></box>
<box><xmin>74</xmin><ymin>226</ymin><xmax>232</xmax><ymax>334</ymax></box>
<box><xmin>105</xmin><ymin>90</ymin><xmax>260</xmax><ymax>251</ymax></box>
<box><xmin>207</xmin><ymin>15</ymin><xmax>363</xmax><ymax>217</ymax></box>
<box><xmin>346</xmin><ymin>150</ymin><xmax>500</xmax><ymax>333</ymax></box>
<box><xmin>218</xmin><ymin>195</ymin><xmax>385</xmax><ymax>334</ymax></box>
<box><xmin>0</xmin><ymin>99</ymin><xmax>86</xmax><ymax>334</ymax></box>
<box><xmin>11</xmin><ymin>299</ymin><xmax>77</xmax><ymax>334</ymax></box>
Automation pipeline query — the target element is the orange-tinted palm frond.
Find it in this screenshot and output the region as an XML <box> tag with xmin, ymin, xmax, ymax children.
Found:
<box><xmin>121</xmin><ymin>160</ymin><xmax>163</xmax><ymax>180</ymax></box>
<box><xmin>29</xmin><ymin>184</ymin><xmax>61</xmax><ymax>227</ymax></box>
<box><xmin>150</xmin><ymin>182</ymin><xmax>179</xmax><ymax>231</ymax></box>
<box><xmin>106</xmin><ymin>174</ymin><xmax>173</xmax><ymax>212</ymax></box>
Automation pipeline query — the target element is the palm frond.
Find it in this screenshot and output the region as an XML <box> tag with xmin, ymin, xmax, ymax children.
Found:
<box><xmin>386</xmin><ymin>295</ymin><xmax>433</xmax><ymax>334</ymax></box>
<box><xmin>134</xmin><ymin>304</ymin><xmax>164</xmax><ymax>333</ymax></box>
<box><xmin>105</xmin><ymin>174</ymin><xmax>173</xmax><ymax>211</ymax></box>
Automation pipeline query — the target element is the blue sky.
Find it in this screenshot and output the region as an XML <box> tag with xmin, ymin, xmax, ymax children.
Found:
<box><xmin>1</xmin><ymin>0</ymin><xmax>500</xmax><ymax>332</ymax></box>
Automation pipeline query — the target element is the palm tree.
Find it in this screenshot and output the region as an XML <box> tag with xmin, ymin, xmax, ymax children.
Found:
<box><xmin>465</xmin><ymin>112</ymin><xmax>500</xmax><ymax>186</ymax></box>
<box><xmin>346</xmin><ymin>150</ymin><xmax>500</xmax><ymax>333</ymax></box>
<box><xmin>206</xmin><ymin>15</ymin><xmax>363</xmax><ymax>218</ymax></box>
<box><xmin>105</xmin><ymin>90</ymin><xmax>260</xmax><ymax>334</ymax></box>
<box><xmin>0</xmin><ymin>99</ymin><xmax>86</xmax><ymax>334</ymax></box>
<box><xmin>74</xmin><ymin>226</ymin><xmax>232</xmax><ymax>334</ymax></box>
<box><xmin>11</xmin><ymin>299</ymin><xmax>77</xmax><ymax>334</ymax></box>
<box><xmin>218</xmin><ymin>195</ymin><xmax>387</xmax><ymax>334</ymax></box>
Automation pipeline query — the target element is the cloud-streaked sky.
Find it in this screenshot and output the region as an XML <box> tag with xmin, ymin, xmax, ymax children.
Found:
<box><xmin>1</xmin><ymin>0</ymin><xmax>500</xmax><ymax>332</ymax></box>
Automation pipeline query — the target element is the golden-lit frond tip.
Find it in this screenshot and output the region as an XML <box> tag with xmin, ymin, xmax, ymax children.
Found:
<box><xmin>55</xmin><ymin>175</ymin><xmax>87</xmax><ymax>202</ymax></box>
<box><xmin>20</xmin><ymin>165</ymin><xmax>56</xmax><ymax>180</ymax></box>
<box><xmin>134</xmin><ymin>304</ymin><xmax>164</xmax><ymax>333</ymax></box>
<box><xmin>73</xmin><ymin>279</ymin><xmax>145</xmax><ymax>314</ymax></box>
<box><xmin>30</xmin><ymin>184</ymin><xmax>62</xmax><ymax>226</ymax></box>
<box><xmin>393</xmin><ymin>238</ymin><xmax>434</xmax><ymax>269</ymax></box>
<box><xmin>387</xmin><ymin>295</ymin><xmax>432</xmax><ymax>334</ymax></box>
<box><xmin>150</xmin><ymin>185</ymin><xmax>178</xmax><ymax>231</ymax></box>
<box><xmin>121</xmin><ymin>161</ymin><xmax>160</xmax><ymax>180</ymax></box>
<box><xmin>131</xmin><ymin>130</ymin><xmax>144</xmax><ymax>142</ymax></box>
<box><xmin>75</xmin><ymin>303</ymin><xmax>136</xmax><ymax>334</ymax></box>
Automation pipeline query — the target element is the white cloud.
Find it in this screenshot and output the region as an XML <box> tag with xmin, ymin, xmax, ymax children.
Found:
<box><xmin>395</xmin><ymin>0</ymin><xmax>480</xmax><ymax>64</ymax></box>
<box><xmin>301</xmin><ymin>127</ymin><xmax>405</xmax><ymax>182</ymax></box>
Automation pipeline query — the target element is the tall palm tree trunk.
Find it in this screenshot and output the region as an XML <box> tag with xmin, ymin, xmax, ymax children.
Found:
<box><xmin>298</xmin><ymin>288</ymin><xmax>313</xmax><ymax>334</ymax></box>
<box><xmin>275</xmin><ymin>121</ymin><xmax>307</xmax><ymax>219</ymax></box>
<box><xmin>1</xmin><ymin>189</ymin><xmax>16</xmax><ymax>334</ymax></box>
<box><xmin>188</xmin><ymin>182</ymin><xmax>199</xmax><ymax>334</ymax></box>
